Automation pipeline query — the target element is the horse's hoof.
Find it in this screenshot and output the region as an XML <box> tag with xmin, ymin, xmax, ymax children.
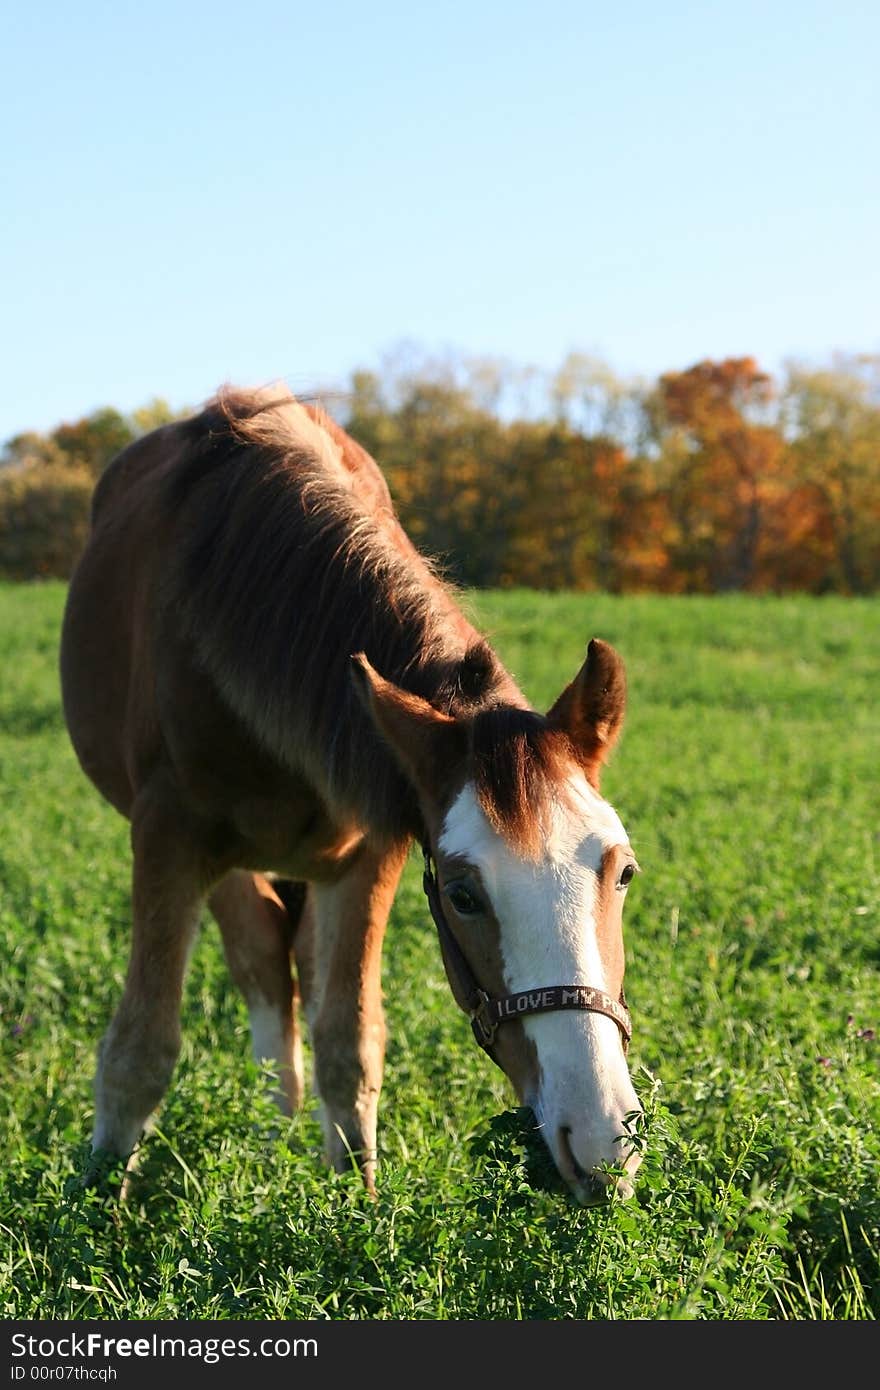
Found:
<box><xmin>81</xmin><ymin>1147</ymin><xmax>133</xmax><ymax>1200</ymax></box>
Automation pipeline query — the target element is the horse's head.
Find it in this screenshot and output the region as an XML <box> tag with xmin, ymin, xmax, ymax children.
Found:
<box><xmin>351</xmin><ymin>638</ymin><xmax>642</xmax><ymax>1204</ymax></box>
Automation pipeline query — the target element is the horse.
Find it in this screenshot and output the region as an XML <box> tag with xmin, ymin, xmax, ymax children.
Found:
<box><xmin>60</xmin><ymin>383</ymin><xmax>643</xmax><ymax>1205</ymax></box>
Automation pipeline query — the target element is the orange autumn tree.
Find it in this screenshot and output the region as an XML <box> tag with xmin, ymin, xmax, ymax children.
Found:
<box><xmin>649</xmin><ymin>358</ymin><xmax>784</xmax><ymax>591</ymax></box>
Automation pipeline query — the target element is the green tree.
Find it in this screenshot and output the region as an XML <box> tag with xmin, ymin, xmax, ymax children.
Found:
<box><xmin>51</xmin><ymin>407</ymin><xmax>135</xmax><ymax>478</ymax></box>
<box><xmin>782</xmin><ymin>358</ymin><xmax>880</xmax><ymax>593</ymax></box>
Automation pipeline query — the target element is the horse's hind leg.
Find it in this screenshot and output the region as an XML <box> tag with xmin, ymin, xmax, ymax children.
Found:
<box><xmin>309</xmin><ymin>841</ymin><xmax>408</xmax><ymax>1192</ymax></box>
<box><xmin>91</xmin><ymin>776</ymin><xmax>207</xmax><ymax>1170</ymax></box>
<box><xmin>208</xmin><ymin>871</ymin><xmax>304</xmax><ymax>1116</ymax></box>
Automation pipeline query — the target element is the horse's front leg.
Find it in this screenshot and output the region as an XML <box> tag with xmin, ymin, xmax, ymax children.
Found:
<box><xmin>90</xmin><ymin>774</ymin><xmax>209</xmax><ymax>1184</ymax></box>
<box><xmin>308</xmin><ymin>841</ymin><xmax>408</xmax><ymax>1192</ymax></box>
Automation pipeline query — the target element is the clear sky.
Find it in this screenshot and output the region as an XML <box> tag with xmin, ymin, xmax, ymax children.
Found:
<box><xmin>2</xmin><ymin>0</ymin><xmax>878</xmax><ymax>440</ymax></box>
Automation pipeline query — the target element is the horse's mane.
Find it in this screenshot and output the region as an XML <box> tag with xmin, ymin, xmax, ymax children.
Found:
<box><xmin>163</xmin><ymin>384</ymin><xmax>521</xmax><ymax>840</ymax></box>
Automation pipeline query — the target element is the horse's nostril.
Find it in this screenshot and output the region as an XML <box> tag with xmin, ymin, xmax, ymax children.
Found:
<box><xmin>558</xmin><ymin>1125</ymin><xmax>588</xmax><ymax>1183</ymax></box>
<box><xmin>557</xmin><ymin>1127</ymin><xmax>622</xmax><ymax>1204</ymax></box>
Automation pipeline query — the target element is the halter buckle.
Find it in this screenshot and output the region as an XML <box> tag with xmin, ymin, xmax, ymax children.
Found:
<box><xmin>469</xmin><ymin>990</ymin><xmax>497</xmax><ymax>1049</ymax></box>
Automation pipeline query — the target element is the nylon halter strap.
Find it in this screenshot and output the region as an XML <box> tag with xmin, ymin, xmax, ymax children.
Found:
<box><xmin>421</xmin><ymin>845</ymin><xmax>632</xmax><ymax>1059</ymax></box>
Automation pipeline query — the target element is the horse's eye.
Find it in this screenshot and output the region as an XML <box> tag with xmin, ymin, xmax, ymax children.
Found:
<box><xmin>618</xmin><ymin>862</ymin><xmax>637</xmax><ymax>889</ymax></box>
<box><xmin>445</xmin><ymin>882</ymin><xmax>484</xmax><ymax>916</ymax></box>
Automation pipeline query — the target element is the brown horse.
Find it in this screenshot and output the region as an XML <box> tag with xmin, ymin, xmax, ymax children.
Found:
<box><xmin>60</xmin><ymin>383</ymin><xmax>643</xmax><ymax>1204</ymax></box>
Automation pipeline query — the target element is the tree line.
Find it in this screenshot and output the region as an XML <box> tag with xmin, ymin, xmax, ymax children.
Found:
<box><xmin>2</xmin><ymin>352</ymin><xmax>878</xmax><ymax>592</ymax></box>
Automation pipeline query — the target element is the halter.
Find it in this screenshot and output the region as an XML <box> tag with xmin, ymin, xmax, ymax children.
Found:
<box><xmin>421</xmin><ymin>845</ymin><xmax>631</xmax><ymax>1060</ymax></box>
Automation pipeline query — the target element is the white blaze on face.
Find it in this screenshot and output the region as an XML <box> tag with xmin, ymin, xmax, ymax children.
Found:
<box><xmin>438</xmin><ymin>771</ymin><xmax>642</xmax><ymax>1198</ymax></box>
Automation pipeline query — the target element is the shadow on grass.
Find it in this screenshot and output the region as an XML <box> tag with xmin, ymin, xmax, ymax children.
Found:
<box><xmin>0</xmin><ymin>703</ymin><xmax>63</xmax><ymax>737</ymax></box>
<box><xmin>469</xmin><ymin>1106</ymin><xmax>569</xmax><ymax>1199</ymax></box>
<box><xmin>784</xmin><ymin>1189</ymin><xmax>880</xmax><ymax>1317</ymax></box>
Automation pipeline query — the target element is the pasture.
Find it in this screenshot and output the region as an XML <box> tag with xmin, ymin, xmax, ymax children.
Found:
<box><xmin>1</xmin><ymin>582</ymin><xmax>877</xmax><ymax>1320</ymax></box>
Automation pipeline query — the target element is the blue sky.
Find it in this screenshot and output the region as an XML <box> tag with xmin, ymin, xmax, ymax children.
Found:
<box><xmin>2</xmin><ymin>1</ymin><xmax>878</xmax><ymax>440</ymax></box>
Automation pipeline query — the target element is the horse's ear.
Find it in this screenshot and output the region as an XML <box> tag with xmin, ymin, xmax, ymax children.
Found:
<box><xmin>350</xmin><ymin>653</ymin><xmax>466</xmax><ymax>793</ymax></box>
<box><xmin>545</xmin><ymin>638</ymin><xmax>626</xmax><ymax>789</ymax></box>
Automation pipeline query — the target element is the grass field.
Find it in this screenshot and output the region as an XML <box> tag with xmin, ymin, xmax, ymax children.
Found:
<box><xmin>1</xmin><ymin>582</ymin><xmax>878</xmax><ymax>1321</ymax></box>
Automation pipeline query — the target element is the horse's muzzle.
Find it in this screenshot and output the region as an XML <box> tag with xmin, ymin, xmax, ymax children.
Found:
<box><xmin>552</xmin><ymin>1120</ymin><xmax>642</xmax><ymax>1205</ymax></box>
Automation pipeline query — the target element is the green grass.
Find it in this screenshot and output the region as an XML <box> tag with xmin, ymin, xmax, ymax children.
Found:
<box><xmin>1</xmin><ymin>583</ymin><xmax>878</xmax><ymax>1320</ymax></box>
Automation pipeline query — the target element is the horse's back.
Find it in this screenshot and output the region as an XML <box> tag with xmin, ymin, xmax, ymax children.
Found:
<box><xmin>60</xmin><ymin>389</ymin><xmax>403</xmax><ymax>830</ymax></box>
<box><xmin>61</xmin><ymin>421</ymin><xmax>194</xmax><ymax>815</ymax></box>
